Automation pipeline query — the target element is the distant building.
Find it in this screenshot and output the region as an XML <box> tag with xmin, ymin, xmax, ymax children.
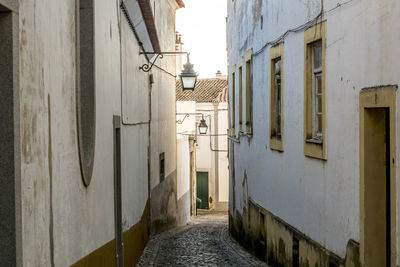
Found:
<box><xmin>0</xmin><ymin>0</ymin><xmax>183</xmax><ymax>266</ymax></box>
<box><xmin>228</xmin><ymin>0</ymin><xmax>400</xmax><ymax>266</ymax></box>
<box><xmin>176</xmin><ymin>73</ymin><xmax>229</xmax><ymax>221</ymax></box>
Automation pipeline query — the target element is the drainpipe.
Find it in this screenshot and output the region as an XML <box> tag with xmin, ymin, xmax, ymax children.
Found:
<box><xmin>194</xmin><ymin>121</ymin><xmax>198</xmax><ymax>216</ymax></box>
<box><xmin>147</xmin><ymin>74</ymin><xmax>152</xmax><ymax>236</ymax></box>
<box><xmin>205</xmin><ymin>115</ymin><xmax>228</xmax><ymax>153</ymax></box>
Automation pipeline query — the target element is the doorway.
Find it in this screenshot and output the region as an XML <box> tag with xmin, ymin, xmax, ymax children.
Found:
<box><xmin>363</xmin><ymin>108</ymin><xmax>390</xmax><ymax>266</ymax></box>
<box><xmin>113</xmin><ymin>116</ymin><xmax>123</xmax><ymax>267</ymax></box>
<box><xmin>360</xmin><ymin>86</ymin><xmax>397</xmax><ymax>267</ymax></box>
<box><xmin>197</xmin><ymin>172</ymin><xmax>209</xmax><ymax>209</ymax></box>
<box><xmin>0</xmin><ymin>5</ymin><xmax>20</xmax><ymax>265</ymax></box>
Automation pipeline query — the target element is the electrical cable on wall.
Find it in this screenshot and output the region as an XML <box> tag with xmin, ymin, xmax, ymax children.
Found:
<box><xmin>252</xmin><ymin>0</ymin><xmax>354</xmax><ymax>57</ymax></box>
<box><xmin>228</xmin><ymin>0</ymin><xmax>355</xmax><ymax>142</ymax></box>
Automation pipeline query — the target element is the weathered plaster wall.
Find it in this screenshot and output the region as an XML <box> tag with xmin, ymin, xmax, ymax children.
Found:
<box><xmin>177</xmin><ymin>135</ymin><xmax>191</xmax><ymax>225</ymax></box>
<box><xmin>176</xmin><ymin>101</ymin><xmax>229</xmax><ymax>211</ymax></box>
<box><xmin>17</xmin><ymin>0</ymin><xmax>175</xmax><ymax>265</ymax></box>
<box><xmin>176</xmin><ymin>101</ymin><xmax>196</xmax><ymax>135</ymax></box>
<box><xmin>196</xmin><ymin>102</ymin><xmax>229</xmax><ymax>210</ymax></box>
<box><xmin>121</xmin><ymin>10</ymin><xmax>149</xmax><ymax>124</ymax></box>
<box><xmin>228</xmin><ymin>0</ymin><xmax>400</xmax><ymax>263</ymax></box>
<box><xmin>216</xmin><ymin>103</ymin><xmax>229</xmax><ymax>204</ymax></box>
<box><xmin>149</xmin><ymin>0</ymin><xmax>180</xmax><ymax>234</ymax></box>
<box><xmin>176</xmin><ymin>101</ymin><xmax>196</xmax><ymax>221</ymax></box>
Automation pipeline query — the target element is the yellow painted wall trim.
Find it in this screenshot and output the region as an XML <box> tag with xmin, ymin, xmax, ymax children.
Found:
<box><xmin>231</xmin><ymin>65</ymin><xmax>236</xmax><ymax>135</ymax></box>
<box><xmin>303</xmin><ymin>21</ymin><xmax>327</xmax><ymax>160</ymax></box>
<box><xmin>359</xmin><ymin>85</ymin><xmax>397</xmax><ymax>267</ymax></box>
<box><xmin>269</xmin><ymin>43</ymin><xmax>284</xmax><ymax>151</ymax></box>
<box><xmin>245</xmin><ymin>49</ymin><xmax>252</xmax><ymax>61</ymax></box>
<box><xmin>70</xmin><ymin>201</ymin><xmax>150</xmax><ymax>267</ymax></box>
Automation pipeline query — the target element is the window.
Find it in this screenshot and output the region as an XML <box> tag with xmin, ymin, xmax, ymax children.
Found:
<box><xmin>238</xmin><ymin>59</ymin><xmax>243</xmax><ymax>131</ymax></box>
<box><xmin>304</xmin><ymin>21</ymin><xmax>326</xmax><ymax>160</ymax></box>
<box><xmin>159</xmin><ymin>152</ymin><xmax>165</xmax><ymax>183</ymax></box>
<box><xmin>77</xmin><ymin>0</ymin><xmax>96</xmax><ymax>186</ymax></box>
<box><xmin>269</xmin><ymin>43</ymin><xmax>284</xmax><ymax>151</ymax></box>
<box><xmin>231</xmin><ymin>65</ymin><xmax>236</xmax><ymax>135</ymax></box>
<box><xmin>245</xmin><ymin>49</ymin><xmax>253</xmax><ymax>134</ymax></box>
<box><xmin>312</xmin><ymin>41</ymin><xmax>322</xmax><ymax>140</ymax></box>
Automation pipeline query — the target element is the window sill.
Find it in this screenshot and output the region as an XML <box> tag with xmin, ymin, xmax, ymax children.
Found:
<box><xmin>238</xmin><ymin>131</ymin><xmax>253</xmax><ymax>139</ymax></box>
<box><xmin>306</xmin><ymin>138</ymin><xmax>322</xmax><ymax>145</ymax></box>
<box><xmin>304</xmin><ymin>140</ymin><xmax>326</xmax><ymax>160</ymax></box>
<box><xmin>270</xmin><ymin>136</ymin><xmax>283</xmax><ymax>152</ymax></box>
<box><xmin>228</xmin><ymin>135</ymin><xmax>240</xmax><ymax>143</ymax></box>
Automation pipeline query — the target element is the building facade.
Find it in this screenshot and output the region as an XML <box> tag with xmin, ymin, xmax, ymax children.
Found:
<box><xmin>0</xmin><ymin>0</ymin><xmax>183</xmax><ymax>266</ymax></box>
<box><xmin>176</xmin><ymin>76</ymin><xmax>229</xmax><ymax>215</ymax></box>
<box><xmin>228</xmin><ymin>0</ymin><xmax>400</xmax><ymax>266</ymax></box>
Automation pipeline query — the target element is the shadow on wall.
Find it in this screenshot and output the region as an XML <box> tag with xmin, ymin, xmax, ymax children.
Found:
<box><xmin>229</xmin><ymin>198</ymin><xmax>361</xmax><ymax>267</ymax></box>
<box><xmin>150</xmin><ymin>170</ymin><xmax>178</xmax><ymax>234</ymax></box>
<box><xmin>71</xmin><ymin>201</ymin><xmax>150</xmax><ymax>267</ymax></box>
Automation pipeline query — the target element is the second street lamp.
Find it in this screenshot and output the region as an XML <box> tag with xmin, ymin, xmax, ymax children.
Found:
<box><xmin>198</xmin><ymin>116</ymin><xmax>208</xmax><ymax>135</ymax></box>
<box><xmin>180</xmin><ymin>54</ymin><xmax>197</xmax><ymax>91</ymax></box>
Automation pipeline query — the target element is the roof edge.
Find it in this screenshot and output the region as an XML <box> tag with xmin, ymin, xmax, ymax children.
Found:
<box><xmin>138</xmin><ymin>0</ymin><xmax>161</xmax><ymax>53</ymax></box>
<box><xmin>176</xmin><ymin>0</ymin><xmax>185</xmax><ymax>8</ymax></box>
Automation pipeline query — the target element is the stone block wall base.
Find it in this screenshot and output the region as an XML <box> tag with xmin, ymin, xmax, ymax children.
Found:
<box><xmin>229</xmin><ymin>198</ymin><xmax>361</xmax><ymax>267</ymax></box>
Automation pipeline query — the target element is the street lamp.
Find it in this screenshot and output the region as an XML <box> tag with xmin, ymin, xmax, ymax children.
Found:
<box><xmin>138</xmin><ymin>51</ymin><xmax>197</xmax><ymax>91</ymax></box>
<box><xmin>180</xmin><ymin>54</ymin><xmax>197</xmax><ymax>91</ymax></box>
<box><xmin>198</xmin><ymin>116</ymin><xmax>208</xmax><ymax>135</ymax></box>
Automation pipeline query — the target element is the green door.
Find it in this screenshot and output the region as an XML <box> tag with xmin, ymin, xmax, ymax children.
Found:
<box><xmin>196</xmin><ymin>172</ymin><xmax>209</xmax><ymax>209</ymax></box>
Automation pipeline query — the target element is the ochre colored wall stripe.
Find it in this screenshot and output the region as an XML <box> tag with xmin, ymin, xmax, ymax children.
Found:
<box><xmin>71</xmin><ymin>201</ymin><xmax>149</xmax><ymax>267</ymax></box>
<box><xmin>123</xmin><ymin>201</ymin><xmax>149</xmax><ymax>266</ymax></box>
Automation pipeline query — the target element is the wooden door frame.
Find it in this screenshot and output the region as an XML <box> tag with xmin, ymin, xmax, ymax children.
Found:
<box><xmin>360</xmin><ymin>85</ymin><xmax>397</xmax><ymax>266</ymax></box>
<box><xmin>0</xmin><ymin>3</ymin><xmax>21</xmax><ymax>266</ymax></box>
<box><xmin>113</xmin><ymin>116</ymin><xmax>123</xmax><ymax>267</ymax></box>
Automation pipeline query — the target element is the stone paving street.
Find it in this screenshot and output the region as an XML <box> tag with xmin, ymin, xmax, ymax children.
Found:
<box><xmin>137</xmin><ymin>211</ymin><xmax>268</xmax><ymax>267</ymax></box>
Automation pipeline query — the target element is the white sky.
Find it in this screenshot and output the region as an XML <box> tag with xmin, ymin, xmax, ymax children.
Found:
<box><xmin>176</xmin><ymin>0</ymin><xmax>227</xmax><ymax>79</ymax></box>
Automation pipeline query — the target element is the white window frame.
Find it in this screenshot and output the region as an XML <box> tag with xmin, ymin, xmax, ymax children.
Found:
<box><xmin>311</xmin><ymin>41</ymin><xmax>323</xmax><ymax>141</ymax></box>
<box><xmin>274</xmin><ymin>58</ymin><xmax>282</xmax><ymax>138</ymax></box>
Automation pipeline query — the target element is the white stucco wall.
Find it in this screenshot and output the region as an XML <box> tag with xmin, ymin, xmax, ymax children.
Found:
<box><xmin>228</xmin><ymin>0</ymin><xmax>400</xmax><ymax>260</ymax></box>
<box><xmin>18</xmin><ymin>0</ymin><xmax>176</xmax><ymax>265</ymax></box>
<box><xmin>177</xmin><ymin>136</ymin><xmax>190</xmax><ymax>200</ymax></box>
<box><xmin>177</xmin><ymin>135</ymin><xmax>191</xmax><ymax>225</ymax></box>
<box><xmin>176</xmin><ymin>101</ymin><xmax>229</xmax><ymax>209</ymax></box>
<box><xmin>149</xmin><ymin>0</ymin><xmax>178</xmax><ymax>192</ymax></box>
<box><xmin>176</xmin><ymin>101</ymin><xmax>196</xmax><ymax>135</ymax></box>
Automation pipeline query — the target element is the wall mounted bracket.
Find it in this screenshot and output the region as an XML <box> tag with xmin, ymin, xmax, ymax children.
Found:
<box><xmin>139</xmin><ymin>51</ymin><xmax>189</xmax><ymax>72</ymax></box>
<box><xmin>176</xmin><ymin>112</ymin><xmax>207</xmax><ymax>124</ymax></box>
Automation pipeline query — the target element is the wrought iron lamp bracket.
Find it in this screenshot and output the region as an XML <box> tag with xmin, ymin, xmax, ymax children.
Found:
<box><xmin>176</xmin><ymin>113</ymin><xmax>210</xmax><ymax>124</ymax></box>
<box><xmin>139</xmin><ymin>52</ymin><xmax>189</xmax><ymax>72</ymax></box>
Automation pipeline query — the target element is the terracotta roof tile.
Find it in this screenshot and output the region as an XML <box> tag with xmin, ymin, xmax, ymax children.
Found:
<box><xmin>176</xmin><ymin>0</ymin><xmax>185</xmax><ymax>8</ymax></box>
<box><xmin>176</xmin><ymin>78</ymin><xmax>228</xmax><ymax>103</ymax></box>
<box><xmin>215</xmin><ymin>86</ymin><xmax>228</xmax><ymax>102</ymax></box>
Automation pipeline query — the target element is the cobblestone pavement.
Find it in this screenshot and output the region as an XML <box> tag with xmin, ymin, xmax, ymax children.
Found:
<box><xmin>137</xmin><ymin>211</ymin><xmax>268</xmax><ymax>267</ymax></box>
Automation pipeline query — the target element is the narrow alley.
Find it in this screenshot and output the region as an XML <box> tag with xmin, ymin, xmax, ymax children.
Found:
<box><xmin>1</xmin><ymin>0</ymin><xmax>400</xmax><ymax>266</ymax></box>
<box><xmin>137</xmin><ymin>211</ymin><xmax>268</xmax><ymax>266</ymax></box>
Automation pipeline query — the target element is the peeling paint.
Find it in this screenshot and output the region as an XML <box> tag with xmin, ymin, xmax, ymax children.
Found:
<box><xmin>230</xmin><ymin>198</ymin><xmax>361</xmax><ymax>267</ymax></box>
